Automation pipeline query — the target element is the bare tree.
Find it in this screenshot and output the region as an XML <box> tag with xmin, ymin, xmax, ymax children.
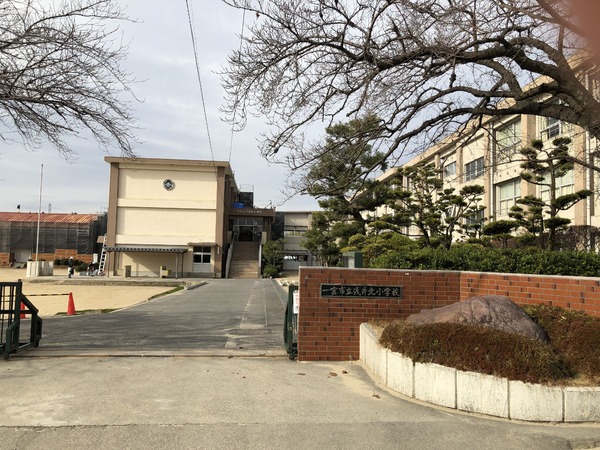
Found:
<box><xmin>0</xmin><ymin>0</ymin><xmax>137</xmax><ymax>159</ymax></box>
<box><xmin>221</xmin><ymin>0</ymin><xmax>600</xmax><ymax>190</ymax></box>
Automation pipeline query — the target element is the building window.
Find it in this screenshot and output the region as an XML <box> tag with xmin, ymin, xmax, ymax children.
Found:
<box><xmin>284</xmin><ymin>227</ymin><xmax>307</xmax><ymax>237</ymax></box>
<box><xmin>495</xmin><ymin>120</ymin><xmax>521</xmax><ymax>162</ymax></box>
<box><xmin>497</xmin><ymin>178</ymin><xmax>521</xmax><ymax>216</ymax></box>
<box><xmin>443</xmin><ymin>162</ymin><xmax>456</xmax><ymax>180</ymax></box>
<box><xmin>541</xmin><ymin>116</ymin><xmax>562</xmax><ymax>140</ymax></box>
<box><xmin>540</xmin><ymin>170</ymin><xmax>574</xmax><ymax>202</ymax></box>
<box><xmin>464</xmin><ymin>157</ymin><xmax>484</xmax><ymax>181</ymax></box>
<box><xmin>193</xmin><ymin>246</ymin><xmax>211</xmax><ymax>264</ymax></box>
<box><xmin>464</xmin><ymin>209</ymin><xmax>485</xmax><ymax>225</ymax></box>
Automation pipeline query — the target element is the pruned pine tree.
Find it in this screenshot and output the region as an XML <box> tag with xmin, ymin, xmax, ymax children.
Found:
<box><xmin>514</xmin><ymin>138</ymin><xmax>592</xmax><ymax>250</ymax></box>
<box><xmin>392</xmin><ymin>164</ymin><xmax>485</xmax><ymax>248</ymax></box>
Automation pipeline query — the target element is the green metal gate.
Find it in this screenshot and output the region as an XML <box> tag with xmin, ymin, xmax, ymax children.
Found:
<box><xmin>0</xmin><ymin>281</ymin><xmax>43</xmax><ymax>359</ymax></box>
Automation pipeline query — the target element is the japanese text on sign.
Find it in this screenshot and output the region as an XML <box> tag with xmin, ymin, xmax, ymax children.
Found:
<box><xmin>320</xmin><ymin>284</ymin><xmax>403</xmax><ymax>299</ymax></box>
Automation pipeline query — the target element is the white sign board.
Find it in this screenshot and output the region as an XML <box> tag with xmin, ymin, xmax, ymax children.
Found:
<box><xmin>293</xmin><ymin>290</ymin><xmax>300</xmax><ymax>314</ymax></box>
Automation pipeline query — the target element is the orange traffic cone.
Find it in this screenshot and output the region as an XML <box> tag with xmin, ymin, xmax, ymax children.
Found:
<box><xmin>67</xmin><ymin>292</ymin><xmax>76</xmax><ymax>316</ymax></box>
<box><xmin>20</xmin><ymin>301</ymin><xmax>26</xmax><ymax>319</ymax></box>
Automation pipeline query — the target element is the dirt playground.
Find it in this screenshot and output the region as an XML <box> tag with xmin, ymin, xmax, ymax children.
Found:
<box><xmin>0</xmin><ymin>267</ymin><xmax>174</xmax><ymax>317</ymax></box>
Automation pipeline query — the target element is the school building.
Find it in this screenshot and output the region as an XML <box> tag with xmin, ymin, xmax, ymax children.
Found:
<box><xmin>104</xmin><ymin>157</ymin><xmax>276</xmax><ymax>278</ymax></box>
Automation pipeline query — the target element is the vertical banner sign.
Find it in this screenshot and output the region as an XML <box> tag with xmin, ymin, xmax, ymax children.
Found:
<box><xmin>293</xmin><ymin>290</ymin><xmax>300</xmax><ymax>314</ymax></box>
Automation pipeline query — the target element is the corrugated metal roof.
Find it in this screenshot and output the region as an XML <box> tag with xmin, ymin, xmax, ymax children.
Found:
<box><xmin>0</xmin><ymin>212</ymin><xmax>100</xmax><ymax>225</ymax></box>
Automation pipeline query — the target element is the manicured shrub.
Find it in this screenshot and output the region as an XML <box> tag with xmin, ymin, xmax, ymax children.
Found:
<box><xmin>378</xmin><ymin>304</ymin><xmax>600</xmax><ymax>385</ymax></box>
<box><xmin>379</xmin><ymin>321</ymin><xmax>569</xmax><ymax>384</ymax></box>
<box><xmin>524</xmin><ymin>305</ymin><xmax>600</xmax><ymax>380</ymax></box>
<box><xmin>262</xmin><ymin>264</ymin><xmax>279</xmax><ymax>278</ymax></box>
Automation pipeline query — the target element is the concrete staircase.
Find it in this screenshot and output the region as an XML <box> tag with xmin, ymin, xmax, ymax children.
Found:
<box><xmin>228</xmin><ymin>241</ymin><xmax>260</xmax><ymax>279</ymax></box>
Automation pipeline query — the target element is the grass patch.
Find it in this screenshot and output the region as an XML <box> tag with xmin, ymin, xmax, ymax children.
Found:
<box><xmin>55</xmin><ymin>308</ymin><xmax>118</xmax><ymax>316</ymax></box>
<box><xmin>379</xmin><ymin>305</ymin><xmax>600</xmax><ymax>386</ymax></box>
<box><xmin>148</xmin><ymin>286</ymin><xmax>184</xmax><ymax>300</ymax></box>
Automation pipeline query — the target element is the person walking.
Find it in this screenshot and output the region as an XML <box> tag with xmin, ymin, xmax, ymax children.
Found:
<box><xmin>67</xmin><ymin>256</ymin><xmax>75</xmax><ymax>278</ymax></box>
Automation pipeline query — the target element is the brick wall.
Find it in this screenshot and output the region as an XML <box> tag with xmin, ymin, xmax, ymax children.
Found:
<box><xmin>297</xmin><ymin>267</ymin><xmax>600</xmax><ymax>361</ymax></box>
<box><xmin>460</xmin><ymin>272</ymin><xmax>600</xmax><ymax>316</ymax></box>
<box><xmin>0</xmin><ymin>251</ymin><xmax>92</xmax><ymax>267</ymax></box>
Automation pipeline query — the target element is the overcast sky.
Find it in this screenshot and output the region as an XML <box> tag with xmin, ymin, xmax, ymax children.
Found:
<box><xmin>0</xmin><ymin>0</ymin><xmax>320</xmax><ymax>215</ymax></box>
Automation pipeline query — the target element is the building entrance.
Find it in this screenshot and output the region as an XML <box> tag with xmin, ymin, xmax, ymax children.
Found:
<box><xmin>232</xmin><ymin>218</ymin><xmax>264</xmax><ymax>243</ymax></box>
<box><xmin>238</xmin><ymin>226</ymin><xmax>258</xmax><ymax>242</ymax></box>
<box><xmin>192</xmin><ymin>246</ymin><xmax>211</xmax><ymax>273</ymax></box>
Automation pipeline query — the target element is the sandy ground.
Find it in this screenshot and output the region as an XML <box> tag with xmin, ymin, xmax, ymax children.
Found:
<box><xmin>0</xmin><ymin>268</ymin><xmax>174</xmax><ymax>317</ymax></box>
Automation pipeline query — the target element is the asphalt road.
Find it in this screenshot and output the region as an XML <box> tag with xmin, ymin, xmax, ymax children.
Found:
<box><xmin>1</xmin><ymin>279</ymin><xmax>599</xmax><ymax>449</ymax></box>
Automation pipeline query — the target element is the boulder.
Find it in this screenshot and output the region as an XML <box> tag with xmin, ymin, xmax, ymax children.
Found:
<box><xmin>406</xmin><ymin>295</ymin><xmax>548</xmax><ymax>343</ymax></box>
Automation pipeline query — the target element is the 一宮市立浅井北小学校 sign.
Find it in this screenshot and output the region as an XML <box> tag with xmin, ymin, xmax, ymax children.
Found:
<box><xmin>320</xmin><ymin>284</ymin><xmax>403</xmax><ymax>299</ymax></box>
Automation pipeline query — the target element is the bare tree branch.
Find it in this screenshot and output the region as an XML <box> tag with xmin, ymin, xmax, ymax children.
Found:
<box><xmin>0</xmin><ymin>0</ymin><xmax>138</xmax><ymax>159</ymax></box>
<box><xmin>220</xmin><ymin>0</ymin><xmax>599</xmax><ymax>194</ymax></box>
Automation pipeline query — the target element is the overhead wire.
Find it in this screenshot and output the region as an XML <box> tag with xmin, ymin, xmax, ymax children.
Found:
<box><xmin>228</xmin><ymin>7</ymin><xmax>247</xmax><ymax>163</ymax></box>
<box><xmin>184</xmin><ymin>0</ymin><xmax>216</xmax><ymax>164</ymax></box>
<box><xmin>184</xmin><ymin>0</ymin><xmax>228</xmax><ymax>204</ymax></box>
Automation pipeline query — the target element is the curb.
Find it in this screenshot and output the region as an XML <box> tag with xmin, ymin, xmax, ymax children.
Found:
<box><xmin>360</xmin><ymin>323</ymin><xmax>600</xmax><ymax>423</ymax></box>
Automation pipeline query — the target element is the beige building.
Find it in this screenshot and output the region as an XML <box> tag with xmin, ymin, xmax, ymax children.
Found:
<box><xmin>378</xmin><ymin>104</ymin><xmax>598</xmax><ymax>245</ymax></box>
<box><xmin>104</xmin><ymin>157</ymin><xmax>274</xmax><ymax>278</ymax></box>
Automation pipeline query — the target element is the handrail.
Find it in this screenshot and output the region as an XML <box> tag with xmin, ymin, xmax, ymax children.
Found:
<box><xmin>225</xmin><ymin>239</ymin><xmax>235</xmax><ymax>279</ymax></box>
<box><xmin>258</xmin><ymin>243</ymin><xmax>262</xmax><ymax>278</ymax></box>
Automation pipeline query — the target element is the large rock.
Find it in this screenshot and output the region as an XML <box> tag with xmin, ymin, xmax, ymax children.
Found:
<box><xmin>406</xmin><ymin>295</ymin><xmax>548</xmax><ymax>343</ymax></box>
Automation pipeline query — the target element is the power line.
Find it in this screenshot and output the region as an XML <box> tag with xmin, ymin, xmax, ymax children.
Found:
<box><xmin>228</xmin><ymin>7</ymin><xmax>247</xmax><ymax>163</ymax></box>
<box><xmin>184</xmin><ymin>0</ymin><xmax>228</xmax><ymax>205</ymax></box>
<box><xmin>184</xmin><ymin>0</ymin><xmax>216</xmax><ymax>163</ymax></box>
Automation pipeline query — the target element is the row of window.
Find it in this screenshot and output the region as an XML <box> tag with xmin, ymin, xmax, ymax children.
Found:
<box><xmin>443</xmin><ymin>157</ymin><xmax>484</xmax><ymax>182</ymax></box>
<box><xmin>283</xmin><ymin>228</ymin><xmax>307</xmax><ymax>237</ymax></box>
<box><xmin>496</xmin><ymin>173</ymin><xmax>574</xmax><ymax>216</ymax></box>
<box><xmin>443</xmin><ymin>115</ymin><xmax>568</xmax><ymax>182</ymax></box>
<box><xmin>230</xmin><ymin>218</ymin><xmax>264</xmax><ymax>227</ymax></box>
<box><xmin>498</xmin><ymin>115</ymin><xmax>565</xmax><ymax>150</ymax></box>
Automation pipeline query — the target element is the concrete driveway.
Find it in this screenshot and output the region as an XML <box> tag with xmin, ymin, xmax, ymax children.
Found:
<box><xmin>31</xmin><ymin>279</ymin><xmax>287</xmax><ymax>355</ymax></box>
<box><xmin>3</xmin><ymin>279</ymin><xmax>600</xmax><ymax>449</ymax></box>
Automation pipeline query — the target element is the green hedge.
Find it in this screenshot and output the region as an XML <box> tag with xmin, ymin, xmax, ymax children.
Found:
<box><xmin>371</xmin><ymin>245</ymin><xmax>600</xmax><ymax>277</ymax></box>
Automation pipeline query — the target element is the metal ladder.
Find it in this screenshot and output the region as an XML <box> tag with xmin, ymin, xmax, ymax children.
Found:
<box><xmin>98</xmin><ymin>234</ymin><xmax>108</xmax><ymax>274</ymax></box>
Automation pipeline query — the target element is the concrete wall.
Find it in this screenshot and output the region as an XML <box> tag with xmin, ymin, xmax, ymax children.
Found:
<box><xmin>297</xmin><ymin>267</ymin><xmax>600</xmax><ymax>361</ymax></box>
<box><xmin>26</xmin><ymin>261</ymin><xmax>54</xmax><ymax>277</ymax></box>
<box><xmin>360</xmin><ymin>323</ymin><xmax>600</xmax><ymax>423</ymax></box>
